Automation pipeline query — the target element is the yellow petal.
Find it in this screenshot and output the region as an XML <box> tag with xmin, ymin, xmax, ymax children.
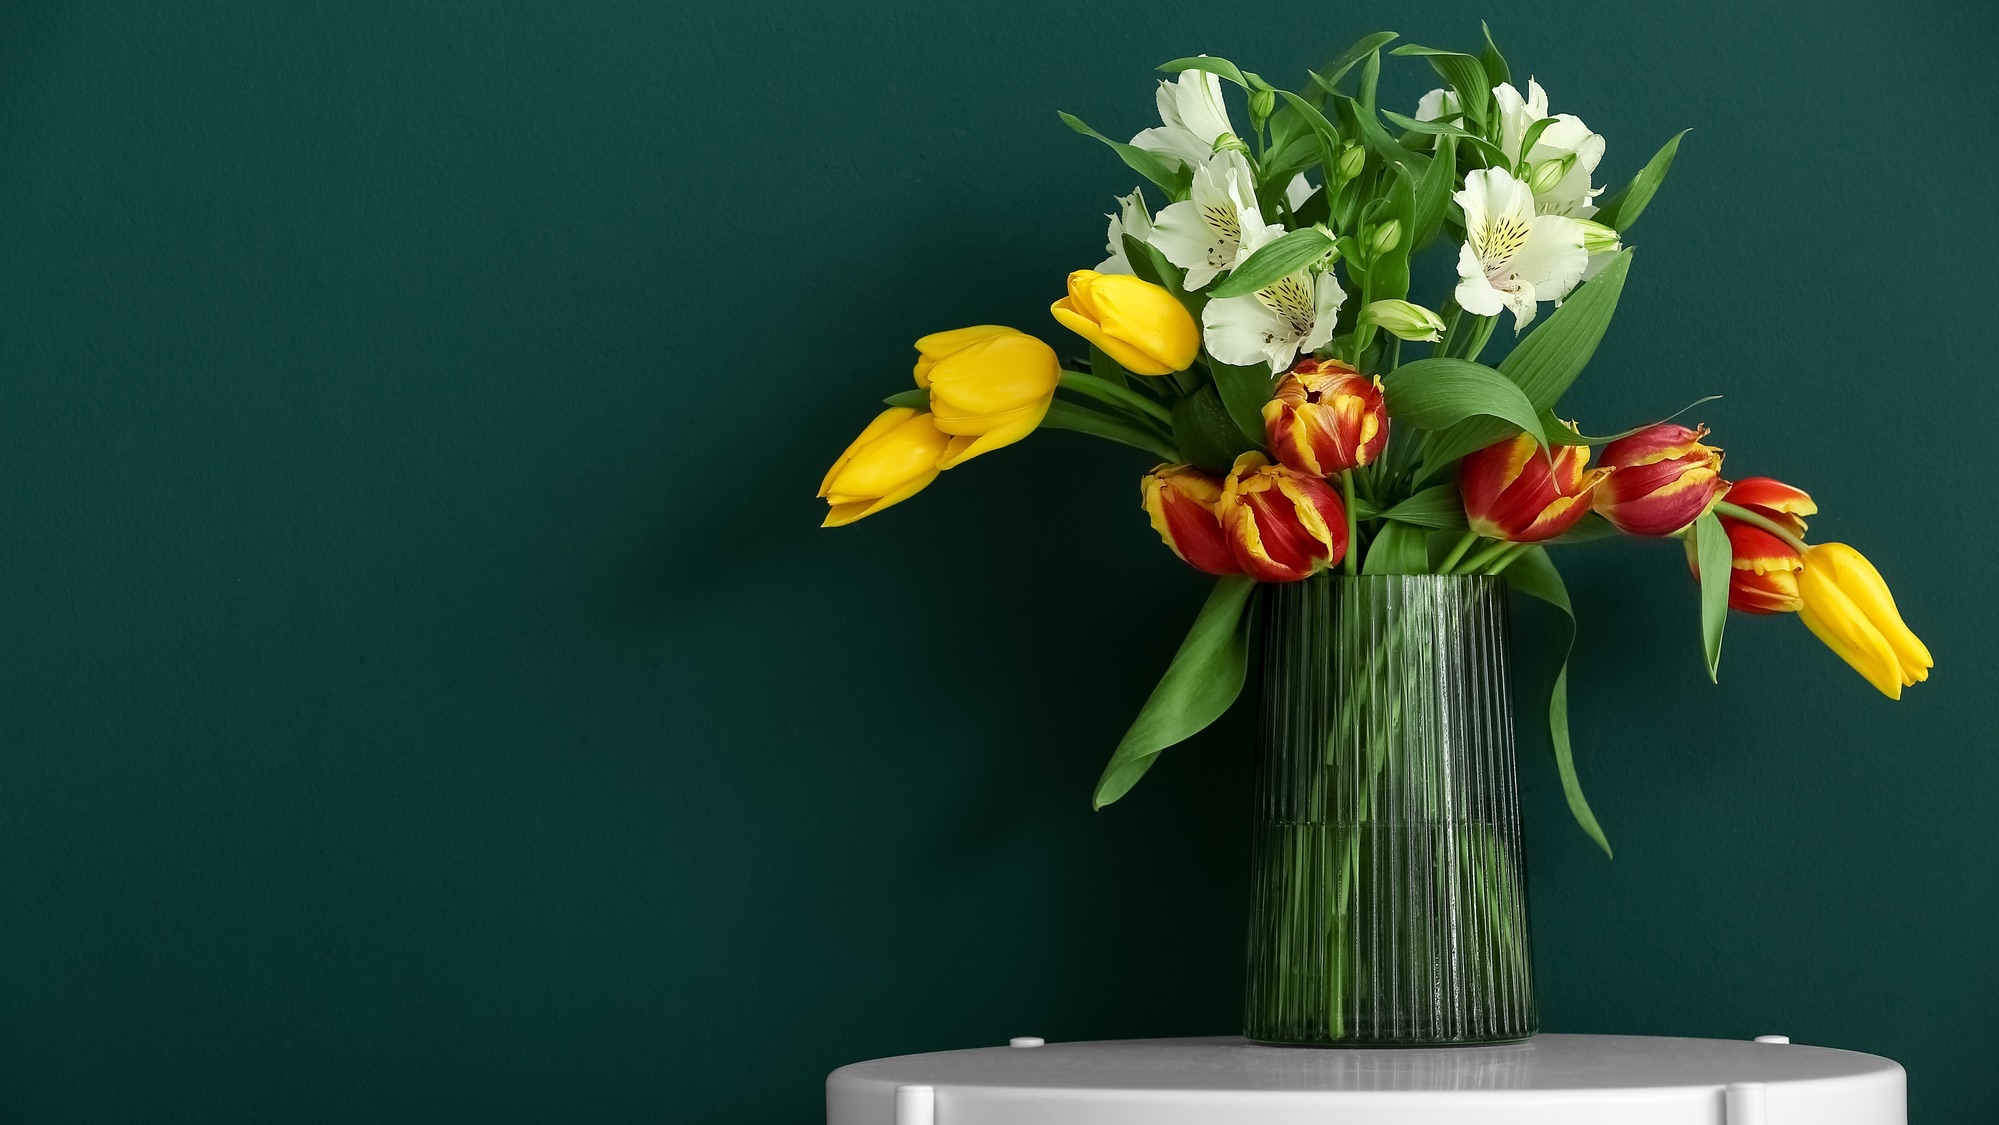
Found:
<box><xmin>934</xmin><ymin>407</ymin><xmax>1046</xmax><ymax>468</ymax></box>
<box><xmin>1051</xmin><ymin>297</ymin><xmax>1167</xmax><ymax>376</ymax></box>
<box><xmin>924</xmin><ymin>333</ymin><xmax>1060</xmax><ymax>421</ymax></box>
<box><xmin>819</xmin><ymin>407</ymin><xmax>919</xmax><ymax>497</ymax></box>
<box><xmin>1797</xmin><ymin>559</ymin><xmax>1905</xmax><ymax>699</ymax></box>
<box><xmin>1806</xmin><ymin>543</ymin><xmax>1933</xmax><ymax>683</ymax></box>
<box><xmin>1085</xmin><ymin>273</ymin><xmax>1199</xmax><ymax>374</ymax></box>
<box><xmin>913</xmin><ymin>325</ymin><xmax>1015</xmax><ymax>388</ymax></box>
<box><xmin>822</xmin><ymin>412</ymin><xmax>950</xmax><ymax>501</ymax></box>
<box><xmin>820</xmin><ymin>467</ymin><xmax>940</xmax><ymax>527</ymax></box>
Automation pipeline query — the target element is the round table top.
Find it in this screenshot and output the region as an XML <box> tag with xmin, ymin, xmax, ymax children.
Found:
<box><xmin>826</xmin><ymin>1034</ymin><xmax>1906</xmax><ymax>1125</ymax></box>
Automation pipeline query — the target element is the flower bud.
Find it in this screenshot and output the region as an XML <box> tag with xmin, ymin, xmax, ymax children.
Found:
<box><xmin>1367</xmin><ymin>219</ymin><xmax>1402</xmax><ymax>258</ymax></box>
<box><xmin>1574</xmin><ymin>218</ymin><xmax>1622</xmax><ymax>254</ymax></box>
<box><xmin>1361</xmin><ymin>299</ymin><xmax>1446</xmax><ymax>342</ymax></box>
<box><xmin>1217</xmin><ymin>452</ymin><xmax>1349</xmax><ymax>581</ymax></box>
<box><xmin>1140</xmin><ymin>465</ymin><xmax>1239</xmax><ymax>576</ymax></box>
<box><xmin>1261</xmin><ymin>357</ymin><xmax>1389</xmax><ymax>476</ymax></box>
<box><xmin>1685</xmin><ymin>520</ymin><xmax>1804</xmax><ymax>615</ymax></box>
<box><xmin>1248</xmin><ymin>87</ymin><xmax>1276</xmax><ymax>129</ymax></box>
<box><xmin>1337</xmin><ymin>144</ymin><xmax>1366</xmax><ymax>182</ymax></box>
<box><xmin>1050</xmin><ymin>269</ymin><xmax>1200</xmax><ymax>376</ymax></box>
<box><xmin>1528</xmin><ymin>154</ymin><xmax>1575</xmax><ymax>196</ymax></box>
<box><xmin>913</xmin><ymin>325</ymin><xmax>1061</xmax><ymax>469</ymax></box>
<box><xmin>818</xmin><ymin>407</ymin><xmax>951</xmax><ymax>527</ymax></box>
<box><xmin>1459</xmin><ymin>432</ymin><xmax>1612</xmax><ymax>542</ymax></box>
<box><xmin>1594</xmin><ymin>423</ymin><xmax>1726</xmax><ymax>536</ymax></box>
<box><xmin>1723</xmin><ymin>476</ymin><xmax>1816</xmax><ymax>537</ymax></box>
<box><xmin>1797</xmin><ymin>543</ymin><xmax>1933</xmax><ymax>699</ymax></box>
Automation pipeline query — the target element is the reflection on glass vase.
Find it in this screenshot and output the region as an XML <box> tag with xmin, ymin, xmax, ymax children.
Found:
<box><xmin>1245</xmin><ymin>574</ymin><xmax>1536</xmax><ymax>1047</ymax></box>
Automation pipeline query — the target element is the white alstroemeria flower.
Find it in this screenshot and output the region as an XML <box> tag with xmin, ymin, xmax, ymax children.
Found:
<box><xmin>1493</xmin><ymin>79</ymin><xmax>1606</xmax><ymax>218</ymax></box>
<box><xmin>1415</xmin><ymin>87</ymin><xmax>1462</xmax><ymax>124</ymax></box>
<box><xmin>1096</xmin><ymin>189</ymin><xmax>1155</xmax><ymax>274</ymax></box>
<box><xmin>1454</xmin><ymin>167</ymin><xmax>1587</xmax><ymax>333</ymax></box>
<box><xmin>1131</xmin><ymin>67</ymin><xmax>1238</xmax><ymax>170</ymax></box>
<box><xmin>1148</xmin><ymin>150</ymin><xmax>1284</xmax><ymax>290</ymax></box>
<box><xmin>1203</xmin><ymin>268</ymin><xmax>1346</xmax><ymax>373</ymax></box>
<box><xmin>1284</xmin><ymin>173</ymin><xmax>1315</xmax><ymax>212</ymax></box>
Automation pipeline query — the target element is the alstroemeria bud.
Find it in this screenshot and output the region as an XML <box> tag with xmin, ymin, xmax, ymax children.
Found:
<box><xmin>1594</xmin><ymin>423</ymin><xmax>1726</xmax><ymax>536</ymax></box>
<box><xmin>1261</xmin><ymin>357</ymin><xmax>1389</xmax><ymax>476</ymax></box>
<box><xmin>1367</xmin><ymin>220</ymin><xmax>1402</xmax><ymax>258</ymax></box>
<box><xmin>1217</xmin><ymin>452</ymin><xmax>1348</xmax><ymax>582</ymax></box>
<box><xmin>1459</xmin><ymin>432</ymin><xmax>1612</xmax><ymax>542</ymax></box>
<box><xmin>1574</xmin><ymin>218</ymin><xmax>1622</xmax><ymax>254</ymax></box>
<box><xmin>1248</xmin><ymin>87</ymin><xmax>1276</xmax><ymax>129</ymax></box>
<box><xmin>1050</xmin><ymin>269</ymin><xmax>1200</xmax><ymax>376</ymax></box>
<box><xmin>1685</xmin><ymin>520</ymin><xmax>1804</xmax><ymax>614</ymax></box>
<box><xmin>1361</xmin><ymin>299</ymin><xmax>1447</xmax><ymax>342</ymax></box>
<box><xmin>1797</xmin><ymin>543</ymin><xmax>1933</xmax><ymax>699</ymax></box>
<box><xmin>1140</xmin><ymin>465</ymin><xmax>1239</xmax><ymax>576</ymax></box>
<box><xmin>912</xmin><ymin>325</ymin><xmax>1060</xmax><ymax>469</ymax></box>
<box><xmin>1724</xmin><ymin>476</ymin><xmax>1816</xmax><ymax>537</ymax></box>
<box><xmin>1528</xmin><ymin>153</ymin><xmax>1575</xmax><ymax>196</ymax></box>
<box><xmin>1337</xmin><ymin>144</ymin><xmax>1366</xmax><ymax>182</ymax></box>
<box><xmin>818</xmin><ymin>407</ymin><xmax>951</xmax><ymax>528</ymax></box>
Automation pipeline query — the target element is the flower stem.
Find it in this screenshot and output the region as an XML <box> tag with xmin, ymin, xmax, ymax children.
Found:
<box><xmin>1713</xmin><ymin>500</ymin><xmax>1809</xmax><ymax>553</ymax></box>
<box><xmin>1486</xmin><ymin>543</ymin><xmax>1530</xmax><ymax>576</ymax></box>
<box><xmin>1453</xmin><ymin>539</ymin><xmax>1516</xmax><ymax>575</ymax></box>
<box><xmin>1341</xmin><ymin>471</ymin><xmax>1359</xmax><ymax>576</ymax></box>
<box><xmin>1436</xmin><ymin>530</ymin><xmax>1479</xmax><ymax>574</ymax></box>
<box><xmin>1059</xmin><ymin>370</ymin><xmax>1175</xmax><ymax>427</ymax></box>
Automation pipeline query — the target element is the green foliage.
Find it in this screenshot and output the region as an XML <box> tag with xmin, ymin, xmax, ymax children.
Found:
<box><xmin>1172</xmin><ymin>385</ymin><xmax>1254</xmax><ymax>472</ymax></box>
<box><xmin>1361</xmin><ymin>521</ymin><xmax>1430</xmax><ymax>573</ymax></box>
<box><xmin>1209</xmin><ymin>228</ymin><xmax>1337</xmax><ymax>299</ymax></box>
<box><xmin>1390</xmin><ymin>45</ymin><xmax>1491</xmax><ymax>131</ymax></box>
<box><xmin>1058</xmin><ymin>111</ymin><xmax>1189</xmax><ymax>198</ymax></box>
<box><xmin>1380</xmin><ymin>482</ymin><xmax>1468</xmax><ymax>530</ymax></box>
<box><xmin>1208</xmin><ymin>359</ymin><xmax>1277</xmax><ymax>450</ymax></box>
<box><xmin>1157</xmin><ymin>55</ymin><xmax>1252</xmax><ymax>88</ymax></box>
<box><xmin>1381</xmin><ymin>358</ymin><xmax>1550</xmax><ymax>448</ymax></box>
<box><xmin>1692</xmin><ymin>510</ymin><xmax>1731</xmax><ymax>682</ymax></box>
<box><xmin>1041</xmin><ymin>399</ymin><xmax>1178</xmax><ymax>462</ymax></box>
<box><xmin>881</xmin><ymin>389</ymin><xmax>927</xmax><ymax>409</ymax></box>
<box><xmin>1504</xmin><ymin>547</ymin><xmax>1613</xmax><ymax>856</ymax></box>
<box><xmin>1595</xmin><ymin>130</ymin><xmax>1689</xmax><ymax>231</ymax></box>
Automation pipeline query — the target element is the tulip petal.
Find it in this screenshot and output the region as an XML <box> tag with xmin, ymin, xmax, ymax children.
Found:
<box><xmin>820</xmin><ymin>467</ymin><xmax>941</xmax><ymax>527</ymax></box>
<box><xmin>913</xmin><ymin>325</ymin><xmax>1014</xmax><ymax>387</ymax></box>
<box><xmin>934</xmin><ymin>407</ymin><xmax>1047</xmax><ymax>469</ymax></box>
<box><xmin>819</xmin><ymin>407</ymin><xmax>921</xmax><ymax>498</ymax></box>
<box><xmin>1808</xmin><ymin>543</ymin><xmax>1933</xmax><ymax>683</ymax></box>
<box><xmin>1798</xmin><ymin>561</ymin><xmax>1905</xmax><ymax>699</ymax></box>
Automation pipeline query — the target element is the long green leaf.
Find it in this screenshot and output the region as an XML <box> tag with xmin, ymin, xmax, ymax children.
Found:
<box><xmin>1504</xmin><ymin>547</ymin><xmax>1612</xmax><ymax>857</ymax></box>
<box><xmin>1419</xmin><ymin>250</ymin><xmax>1634</xmax><ymax>471</ymax></box>
<box><xmin>1058</xmin><ymin>111</ymin><xmax>1188</xmax><ymax>195</ymax></box>
<box><xmin>1121</xmin><ymin>233</ymin><xmax>1204</xmax><ymax>319</ymax></box>
<box><xmin>1479</xmin><ymin>21</ymin><xmax>1510</xmax><ymax>87</ymax></box>
<box><xmin>1306</xmin><ymin>31</ymin><xmax>1399</xmax><ymax>102</ymax></box>
<box><xmin>1041</xmin><ymin>399</ymin><xmax>1178</xmax><ymax>462</ymax></box>
<box><xmin>1093</xmin><ymin>577</ymin><xmax>1257</xmax><ymax>808</ymax></box>
<box><xmin>1390</xmin><ymin>45</ymin><xmax>1490</xmax><ymax>130</ymax></box>
<box><xmin>1206</xmin><ymin>359</ymin><xmax>1275</xmax><ymax>449</ymax></box>
<box><xmin>1381</xmin><ymin>358</ymin><xmax>1548</xmax><ymax>447</ymax></box>
<box><xmin>1171</xmin><ymin>384</ymin><xmax>1255</xmax><ymax>473</ymax></box>
<box><xmin>1361</xmin><ymin>520</ymin><xmax>1429</xmax><ymax>574</ymax></box>
<box><xmin>1207</xmin><ymin>228</ymin><xmax>1336</xmax><ymax>299</ymax></box>
<box><xmin>1594</xmin><ymin>130</ymin><xmax>1689</xmax><ymax>231</ymax></box>
<box><xmin>1692</xmin><ymin>510</ymin><xmax>1730</xmax><ymax>683</ymax></box>
<box><xmin>1158</xmin><ymin>55</ymin><xmax>1249</xmax><ymax>88</ymax></box>
<box><xmin>1410</xmin><ymin>134</ymin><xmax>1457</xmax><ymax>251</ymax></box>
<box><xmin>1380</xmin><ymin>481</ymin><xmax>1467</xmax><ymax>530</ymax></box>
<box><xmin>1379</xmin><ymin>111</ymin><xmax>1508</xmax><ymax>167</ymax></box>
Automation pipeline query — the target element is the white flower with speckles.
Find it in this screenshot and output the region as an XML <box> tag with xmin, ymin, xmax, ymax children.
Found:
<box><xmin>1096</xmin><ymin>189</ymin><xmax>1155</xmax><ymax>274</ymax></box>
<box><xmin>1494</xmin><ymin>79</ymin><xmax>1606</xmax><ymax>218</ymax></box>
<box><xmin>1454</xmin><ymin>167</ymin><xmax>1587</xmax><ymax>333</ymax></box>
<box><xmin>1131</xmin><ymin>66</ymin><xmax>1238</xmax><ymax>170</ymax></box>
<box><xmin>1203</xmin><ymin>268</ymin><xmax>1346</xmax><ymax>373</ymax></box>
<box><xmin>1147</xmin><ymin>150</ymin><xmax>1283</xmax><ymax>291</ymax></box>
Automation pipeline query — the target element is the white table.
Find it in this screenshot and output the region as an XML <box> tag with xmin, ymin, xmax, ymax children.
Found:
<box><xmin>826</xmin><ymin>1034</ymin><xmax>1905</xmax><ymax>1124</ymax></box>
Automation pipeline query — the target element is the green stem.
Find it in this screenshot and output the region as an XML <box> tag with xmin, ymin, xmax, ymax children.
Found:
<box><xmin>1714</xmin><ymin>500</ymin><xmax>1809</xmax><ymax>553</ymax></box>
<box><xmin>1453</xmin><ymin>539</ymin><xmax>1516</xmax><ymax>575</ymax></box>
<box><xmin>1486</xmin><ymin>543</ymin><xmax>1530</xmax><ymax>576</ymax></box>
<box><xmin>1341</xmin><ymin>471</ymin><xmax>1359</xmax><ymax>575</ymax></box>
<box><xmin>1436</xmin><ymin>530</ymin><xmax>1479</xmax><ymax>574</ymax></box>
<box><xmin>1059</xmin><ymin>370</ymin><xmax>1175</xmax><ymax>427</ymax></box>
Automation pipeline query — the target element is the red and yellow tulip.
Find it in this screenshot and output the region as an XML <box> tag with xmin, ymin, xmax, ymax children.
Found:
<box><xmin>1594</xmin><ymin>423</ymin><xmax>1725</xmax><ymax>536</ymax></box>
<box><xmin>818</xmin><ymin>407</ymin><xmax>952</xmax><ymax>527</ymax></box>
<box><xmin>1723</xmin><ymin>476</ymin><xmax>1816</xmax><ymax>537</ymax></box>
<box><xmin>1459</xmin><ymin>432</ymin><xmax>1611</xmax><ymax>542</ymax></box>
<box><xmin>1261</xmin><ymin>358</ymin><xmax>1390</xmax><ymax>477</ymax></box>
<box><xmin>1686</xmin><ymin>520</ymin><xmax>1804</xmax><ymax>614</ymax></box>
<box><xmin>1140</xmin><ymin>465</ymin><xmax>1239</xmax><ymax>576</ymax></box>
<box><xmin>1050</xmin><ymin>270</ymin><xmax>1201</xmax><ymax>376</ymax></box>
<box><xmin>1216</xmin><ymin>452</ymin><xmax>1348</xmax><ymax>581</ymax></box>
<box><xmin>913</xmin><ymin>325</ymin><xmax>1061</xmax><ymax>469</ymax></box>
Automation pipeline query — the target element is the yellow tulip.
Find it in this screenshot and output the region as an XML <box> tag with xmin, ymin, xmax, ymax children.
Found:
<box><xmin>913</xmin><ymin>326</ymin><xmax>1060</xmax><ymax>469</ymax></box>
<box><xmin>1796</xmin><ymin>543</ymin><xmax>1933</xmax><ymax>699</ymax></box>
<box><xmin>1050</xmin><ymin>270</ymin><xmax>1200</xmax><ymax>376</ymax></box>
<box><xmin>817</xmin><ymin>407</ymin><xmax>950</xmax><ymax>528</ymax></box>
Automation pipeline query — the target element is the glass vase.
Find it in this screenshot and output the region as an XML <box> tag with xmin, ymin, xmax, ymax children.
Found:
<box><xmin>1244</xmin><ymin>573</ymin><xmax>1536</xmax><ymax>1047</ymax></box>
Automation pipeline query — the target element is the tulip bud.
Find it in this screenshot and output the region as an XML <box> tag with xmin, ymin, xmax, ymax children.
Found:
<box><xmin>1723</xmin><ymin>476</ymin><xmax>1816</xmax><ymax>537</ymax></box>
<box><xmin>818</xmin><ymin>407</ymin><xmax>951</xmax><ymax>528</ymax></box>
<box><xmin>1216</xmin><ymin>452</ymin><xmax>1348</xmax><ymax>582</ymax></box>
<box><xmin>1361</xmin><ymin>299</ymin><xmax>1447</xmax><ymax>342</ymax></box>
<box><xmin>1528</xmin><ymin>153</ymin><xmax>1575</xmax><ymax>196</ymax></box>
<box><xmin>1685</xmin><ymin>520</ymin><xmax>1804</xmax><ymax>614</ymax></box>
<box><xmin>1459</xmin><ymin>432</ymin><xmax>1612</xmax><ymax>542</ymax></box>
<box><xmin>912</xmin><ymin>325</ymin><xmax>1061</xmax><ymax>469</ymax></box>
<box><xmin>1594</xmin><ymin>423</ymin><xmax>1726</xmax><ymax>536</ymax></box>
<box><xmin>1140</xmin><ymin>465</ymin><xmax>1240</xmax><ymax>576</ymax></box>
<box><xmin>1261</xmin><ymin>357</ymin><xmax>1389</xmax><ymax>476</ymax></box>
<box><xmin>1797</xmin><ymin>543</ymin><xmax>1933</xmax><ymax>699</ymax></box>
<box><xmin>1574</xmin><ymin>218</ymin><xmax>1622</xmax><ymax>255</ymax></box>
<box><xmin>1050</xmin><ymin>269</ymin><xmax>1200</xmax><ymax>377</ymax></box>
<box><xmin>1367</xmin><ymin>220</ymin><xmax>1402</xmax><ymax>258</ymax></box>
<box><xmin>1337</xmin><ymin>144</ymin><xmax>1367</xmax><ymax>182</ymax></box>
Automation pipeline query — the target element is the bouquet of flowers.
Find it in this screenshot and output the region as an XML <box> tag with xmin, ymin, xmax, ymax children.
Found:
<box><xmin>815</xmin><ymin>28</ymin><xmax>1933</xmax><ymax>854</ymax></box>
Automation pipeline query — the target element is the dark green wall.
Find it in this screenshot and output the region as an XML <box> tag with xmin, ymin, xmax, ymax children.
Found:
<box><xmin>0</xmin><ymin>1</ymin><xmax>1992</xmax><ymax>1120</ymax></box>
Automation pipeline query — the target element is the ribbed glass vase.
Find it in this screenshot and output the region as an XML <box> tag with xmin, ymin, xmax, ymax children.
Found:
<box><xmin>1244</xmin><ymin>573</ymin><xmax>1536</xmax><ymax>1047</ymax></box>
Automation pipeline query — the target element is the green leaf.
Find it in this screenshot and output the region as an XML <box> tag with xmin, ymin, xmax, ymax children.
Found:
<box><xmin>1206</xmin><ymin>359</ymin><xmax>1276</xmax><ymax>449</ymax></box>
<box><xmin>881</xmin><ymin>388</ymin><xmax>927</xmax><ymax>409</ymax></box>
<box><xmin>1330</xmin><ymin>93</ymin><xmax>1430</xmax><ymax>180</ymax></box>
<box><xmin>1360</xmin><ymin>164</ymin><xmax>1416</xmax><ymax>301</ymax></box>
<box><xmin>1158</xmin><ymin>55</ymin><xmax>1248</xmax><ymax>88</ymax></box>
<box><xmin>1058</xmin><ymin>111</ymin><xmax>1189</xmax><ymax>196</ymax></box>
<box><xmin>1041</xmin><ymin>399</ymin><xmax>1178</xmax><ymax>462</ymax></box>
<box><xmin>1410</xmin><ymin>133</ymin><xmax>1457</xmax><ymax>251</ymax></box>
<box><xmin>1390</xmin><ymin>45</ymin><xmax>1489</xmax><ymax>129</ymax></box>
<box><xmin>1419</xmin><ymin>250</ymin><xmax>1634</xmax><ymax>470</ymax></box>
<box><xmin>1307</xmin><ymin>31</ymin><xmax>1399</xmax><ymax>101</ymax></box>
<box><xmin>1594</xmin><ymin>130</ymin><xmax>1689</xmax><ymax>231</ymax></box>
<box><xmin>1380</xmin><ymin>358</ymin><xmax>1549</xmax><ymax>448</ymax></box>
<box><xmin>1093</xmin><ymin>577</ymin><xmax>1257</xmax><ymax>808</ymax></box>
<box><xmin>1380</xmin><ymin>482</ymin><xmax>1467</xmax><ymax>530</ymax></box>
<box><xmin>1171</xmin><ymin>384</ymin><xmax>1255</xmax><ymax>473</ymax></box>
<box><xmin>1273</xmin><ymin>90</ymin><xmax>1345</xmax><ymax>190</ymax></box>
<box><xmin>1547</xmin><ymin>512</ymin><xmax>1620</xmax><ymax>544</ymax></box>
<box><xmin>1691</xmin><ymin>510</ymin><xmax>1730</xmax><ymax>683</ymax></box>
<box><xmin>1088</xmin><ymin>345</ymin><xmax>1131</xmax><ymax>389</ymax></box>
<box><xmin>1541</xmin><ymin>395</ymin><xmax>1722</xmax><ymax>445</ymax></box>
<box><xmin>1361</xmin><ymin>520</ymin><xmax>1430</xmax><ymax>574</ymax></box>
<box><xmin>1514</xmin><ymin>116</ymin><xmax>1559</xmax><ymax>168</ymax></box>
<box><xmin>1207</xmin><ymin>227</ymin><xmax>1336</xmax><ymax>299</ymax></box>
<box><xmin>1380</xmin><ymin>111</ymin><xmax>1508</xmax><ymax>167</ymax></box>
<box><xmin>1504</xmin><ymin>547</ymin><xmax>1612</xmax><ymax>857</ymax></box>
<box><xmin>1479</xmin><ymin>21</ymin><xmax>1510</xmax><ymax>87</ymax></box>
